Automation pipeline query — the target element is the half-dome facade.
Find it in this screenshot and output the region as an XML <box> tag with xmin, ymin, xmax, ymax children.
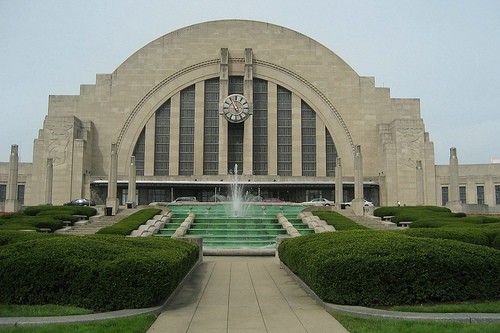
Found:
<box><xmin>27</xmin><ymin>20</ymin><xmax>438</xmax><ymax>208</ymax></box>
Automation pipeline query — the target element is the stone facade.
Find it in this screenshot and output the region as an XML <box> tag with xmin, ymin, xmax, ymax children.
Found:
<box><xmin>1</xmin><ymin>20</ymin><xmax>500</xmax><ymax>212</ymax></box>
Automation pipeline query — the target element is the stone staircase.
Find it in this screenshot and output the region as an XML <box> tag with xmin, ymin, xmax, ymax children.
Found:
<box><xmin>56</xmin><ymin>207</ymin><xmax>139</xmax><ymax>235</ymax></box>
<box><xmin>335</xmin><ymin>207</ymin><xmax>400</xmax><ymax>230</ymax></box>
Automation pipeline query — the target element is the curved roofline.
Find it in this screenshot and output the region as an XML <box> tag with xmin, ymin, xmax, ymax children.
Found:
<box><xmin>112</xmin><ymin>19</ymin><xmax>357</xmax><ymax>76</ymax></box>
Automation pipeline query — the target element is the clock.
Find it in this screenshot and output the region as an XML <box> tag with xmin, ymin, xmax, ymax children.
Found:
<box><xmin>221</xmin><ymin>94</ymin><xmax>251</xmax><ymax>123</ymax></box>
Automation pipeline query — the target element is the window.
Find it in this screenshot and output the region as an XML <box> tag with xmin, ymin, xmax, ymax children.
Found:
<box><xmin>154</xmin><ymin>100</ymin><xmax>170</xmax><ymax>175</ymax></box>
<box><xmin>459</xmin><ymin>186</ymin><xmax>466</xmax><ymax>204</ymax></box>
<box><xmin>203</xmin><ymin>78</ymin><xmax>219</xmax><ymax>175</ymax></box>
<box><xmin>277</xmin><ymin>86</ymin><xmax>292</xmax><ymax>176</ymax></box>
<box><xmin>301</xmin><ymin>101</ymin><xmax>316</xmax><ymax>176</ymax></box>
<box><xmin>496</xmin><ymin>185</ymin><xmax>500</xmax><ymax>205</ymax></box>
<box><xmin>228</xmin><ymin>123</ymin><xmax>244</xmax><ymax>173</ymax></box>
<box><xmin>325</xmin><ymin>129</ymin><xmax>337</xmax><ymax>177</ymax></box>
<box><xmin>133</xmin><ymin>129</ymin><xmax>146</xmax><ymax>176</ymax></box>
<box><xmin>228</xmin><ymin>76</ymin><xmax>244</xmax><ymax>95</ymax></box>
<box><xmin>0</xmin><ymin>184</ymin><xmax>6</xmax><ymax>202</ymax></box>
<box><xmin>179</xmin><ymin>85</ymin><xmax>195</xmax><ymax>175</ymax></box>
<box><xmin>477</xmin><ymin>185</ymin><xmax>485</xmax><ymax>205</ymax></box>
<box><xmin>18</xmin><ymin>185</ymin><xmax>24</xmax><ymax>205</ymax></box>
<box><xmin>253</xmin><ymin>79</ymin><xmax>268</xmax><ymax>175</ymax></box>
<box><xmin>227</xmin><ymin>76</ymin><xmax>244</xmax><ymax>172</ymax></box>
<box><xmin>441</xmin><ymin>186</ymin><xmax>448</xmax><ymax>206</ymax></box>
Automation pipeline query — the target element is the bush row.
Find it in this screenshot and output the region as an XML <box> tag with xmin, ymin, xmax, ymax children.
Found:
<box><xmin>400</xmin><ymin>227</ymin><xmax>500</xmax><ymax>250</ymax></box>
<box><xmin>0</xmin><ymin>216</ymin><xmax>65</xmax><ymax>232</ymax></box>
<box><xmin>278</xmin><ymin>230</ymin><xmax>500</xmax><ymax>307</ymax></box>
<box><xmin>0</xmin><ymin>205</ymin><xmax>97</xmax><ymax>232</ymax></box>
<box><xmin>23</xmin><ymin>205</ymin><xmax>97</xmax><ymax>218</ymax></box>
<box><xmin>0</xmin><ymin>233</ymin><xmax>198</xmax><ymax>311</ymax></box>
<box><xmin>374</xmin><ymin>206</ymin><xmax>500</xmax><ymax>228</ymax></box>
<box><xmin>96</xmin><ymin>208</ymin><xmax>163</xmax><ymax>235</ymax></box>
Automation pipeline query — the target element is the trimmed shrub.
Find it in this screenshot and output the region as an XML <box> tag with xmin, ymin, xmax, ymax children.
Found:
<box><xmin>23</xmin><ymin>205</ymin><xmax>97</xmax><ymax>218</ymax></box>
<box><xmin>0</xmin><ymin>234</ymin><xmax>198</xmax><ymax>311</ymax></box>
<box><xmin>401</xmin><ymin>227</ymin><xmax>500</xmax><ymax>250</ymax></box>
<box><xmin>0</xmin><ymin>216</ymin><xmax>62</xmax><ymax>232</ymax></box>
<box><xmin>97</xmin><ymin>208</ymin><xmax>162</xmax><ymax>235</ymax></box>
<box><xmin>0</xmin><ymin>230</ymin><xmax>59</xmax><ymax>247</ymax></box>
<box><xmin>374</xmin><ymin>206</ymin><xmax>500</xmax><ymax>229</ymax></box>
<box><xmin>278</xmin><ymin>230</ymin><xmax>500</xmax><ymax>307</ymax></box>
<box><xmin>0</xmin><ymin>205</ymin><xmax>97</xmax><ymax>231</ymax></box>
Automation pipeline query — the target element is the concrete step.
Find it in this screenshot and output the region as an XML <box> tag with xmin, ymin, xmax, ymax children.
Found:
<box><xmin>336</xmin><ymin>207</ymin><xmax>400</xmax><ymax>230</ymax></box>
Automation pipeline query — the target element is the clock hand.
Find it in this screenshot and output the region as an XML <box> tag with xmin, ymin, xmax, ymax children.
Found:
<box><xmin>229</xmin><ymin>97</ymin><xmax>239</xmax><ymax>113</ymax></box>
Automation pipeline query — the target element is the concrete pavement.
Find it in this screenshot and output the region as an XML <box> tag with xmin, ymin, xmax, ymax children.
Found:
<box><xmin>147</xmin><ymin>256</ymin><xmax>349</xmax><ymax>333</ymax></box>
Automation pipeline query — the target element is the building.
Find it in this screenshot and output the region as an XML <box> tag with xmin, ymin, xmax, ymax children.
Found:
<box><xmin>1</xmin><ymin>20</ymin><xmax>500</xmax><ymax>213</ymax></box>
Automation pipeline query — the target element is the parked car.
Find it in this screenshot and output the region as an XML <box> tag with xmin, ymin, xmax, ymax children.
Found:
<box><xmin>301</xmin><ymin>198</ymin><xmax>335</xmax><ymax>206</ymax></box>
<box><xmin>172</xmin><ymin>196</ymin><xmax>198</xmax><ymax>202</ymax></box>
<box><xmin>343</xmin><ymin>199</ymin><xmax>373</xmax><ymax>207</ymax></box>
<box><xmin>64</xmin><ymin>198</ymin><xmax>96</xmax><ymax>206</ymax></box>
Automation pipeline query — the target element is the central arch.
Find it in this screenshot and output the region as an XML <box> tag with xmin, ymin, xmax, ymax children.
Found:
<box><xmin>116</xmin><ymin>59</ymin><xmax>356</xmax><ymax>173</ymax></box>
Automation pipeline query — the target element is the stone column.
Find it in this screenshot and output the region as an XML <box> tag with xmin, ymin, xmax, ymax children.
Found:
<box><xmin>335</xmin><ymin>157</ymin><xmax>343</xmax><ymax>209</ymax></box>
<box><xmin>218</xmin><ymin>48</ymin><xmax>229</xmax><ymax>175</ymax></box>
<box><xmin>352</xmin><ymin>145</ymin><xmax>365</xmax><ymax>216</ymax></box>
<box><xmin>45</xmin><ymin>158</ymin><xmax>53</xmax><ymax>205</ymax></box>
<box><xmin>378</xmin><ymin>172</ymin><xmax>387</xmax><ymax>207</ymax></box>
<box><xmin>354</xmin><ymin>145</ymin><xmax>364</xmax><ymax>199</ymax></box>
<box><xmin>243</xmin><ymin>48</ymin><xmax>253</xmax><ymax>176</ymax></box>
<box><xmin>416</xmin><ymin>160</ymin><xmax>424</xmax><ymax>205</ymax></box>
<box><xmin>447</xmin><ymin>147</ymin><xmax>463</xmax><ymax>212</ymax></box>
<box><xmin>449</xmin><ymin>147</ymin><xmax>459</xmax><ymax>202</ymax></box>
<box><xmin>128</xmin><ymin>156</ymin><xmax>136</xmax><ymax>208</ymax></box>
<box><xmin>5</xmin><ymin>144</ymin><xmax>19</xmax><ymax>212</ymax></box>
<box><xmin>106</xmin><ymin>143</ymin><xmax>119</xmax><ymax>215</ymax></box>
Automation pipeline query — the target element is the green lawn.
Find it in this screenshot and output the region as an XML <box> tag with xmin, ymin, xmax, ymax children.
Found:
<box><xmin>390</xmin><ymin>300</ymin><xmax>500</xmax><ymax>313</ymax></box>
<box><xmin>333</xmin><ymin>312</ymin><xmax>500</xmax><ymax>333</ymax></box>
<box><xmin>313</xmin><ymin>211</ymin><xmax>367</xmax><ymax>230</ymax></box>
<box><xmin>0</xmin><ymin>315</ymin><xmax>156</xmax><ymax>333</ymax></box>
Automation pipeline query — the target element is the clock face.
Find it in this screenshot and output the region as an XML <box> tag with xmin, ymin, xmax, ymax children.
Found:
<box><xmin>222</xmin><ymin>94</ymin><xmax>250</xmax><ymax>123</ymax></box>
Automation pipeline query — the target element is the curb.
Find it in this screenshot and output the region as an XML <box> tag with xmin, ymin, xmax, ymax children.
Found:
<box><xmin>279</xmin><ymin>261</ymin><xmax>500</xmax><ymax>324</ymax></box>
<box><xmin>0</xmin><ymin>257</ymin><xmax>202</xmax><ymax>327</ymax></box>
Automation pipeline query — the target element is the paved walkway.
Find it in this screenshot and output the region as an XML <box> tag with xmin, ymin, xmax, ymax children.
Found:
<box><xmin>147</xmin><ymin>256</ymin><xmax>349</xmax><ymax>333</ymax></box>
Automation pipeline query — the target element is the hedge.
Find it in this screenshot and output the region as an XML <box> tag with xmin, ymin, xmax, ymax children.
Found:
<box><xmin>278</xmin><ymin>230</ymin><xmax>500</xmax><ymax>307</ymax></box>
<box><xmin>401</xmin><ymin>227</ymin><xmax>500</xmax><ymax>250</ymax></box>
<box><xmin>0</xmin><ymin>233</ymin><xmax>198</xmax><ymax>311</ymax></box>
<box><xmin>0</xmin><ymin>216</ymin><xmax>64</xmax><ymax>232</ymax></box>
<box><xmin>374</xmin><ymin>206</ymin><xmax>500</xmax><ymax>228</ymax></box>
<box><xmin>0</xmin><ymin>205</ymin><xmax>97</xmax><ymax>232</ymax></box>
<box><xmin>23</xmin><ymin>205</ymin><xmax>97</xmax><ymax>218</ymax></box>
<box><xmin>0</xmin><ymin>230</ymin><xmax>59</xmax><ymax>247</ymax></box>
<box><xmin>96</xmin><ymin>208</ymin><xmax>162</xmax><ymax>235</ymax></box>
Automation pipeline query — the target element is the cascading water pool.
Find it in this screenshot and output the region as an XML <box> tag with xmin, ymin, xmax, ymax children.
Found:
<box><xmin>158</xmin><ymin>164</ymin><xmax>311</xmax><ymax>251</ymax></box>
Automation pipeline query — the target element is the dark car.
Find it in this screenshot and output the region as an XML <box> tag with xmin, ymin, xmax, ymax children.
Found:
<box><xmin>64</xmin><ymin>198</ymin><xmax>95</xmax><ymax>206</ymax></box>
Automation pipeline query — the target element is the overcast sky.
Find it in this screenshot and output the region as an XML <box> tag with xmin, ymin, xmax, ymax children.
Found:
<box><xmin>1</xmin><ymin>0</ymin><xmax>499</xmax><ymax>165</ymax></box>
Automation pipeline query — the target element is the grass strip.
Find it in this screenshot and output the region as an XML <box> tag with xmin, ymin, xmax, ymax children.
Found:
<box><xmin>389</xmin><ymin>300</ymin><xmax>500</xmax><ymax>313</ymax></box>
<box><xmin>332</xmin><ymin>312</ymin><xmax>500</xmax><ymax>333</ymax></box>
<box><xmin>0</xmin><ymin>314</ymin><xmax>156</xmax><ymax>333</ymax></box>
<box><xmin>312</xmin><ymin>211</ymin><xmax>367</xmax><ymax>230</ymax></box>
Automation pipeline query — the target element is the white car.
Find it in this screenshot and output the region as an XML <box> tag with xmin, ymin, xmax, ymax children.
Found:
<box><xmin>302</xmin><ymin>198</ymin><xmax>335</xmax><ymax>206</ymax></box>
<box><xmin>344</xmin><ymin>199</ymin><xmax>373</xmax><ymax>207</ymax></box>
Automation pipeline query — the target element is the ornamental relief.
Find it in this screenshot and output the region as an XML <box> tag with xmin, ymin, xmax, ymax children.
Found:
<box><xmin>45</xmin><ymin>123</ymin><xmax>74</xmax><ymax>166</ymax></box>
<box><xmin>397</xmin><ymin>127</ymin><xmax>423</xmax><ymax>170</ymax></box>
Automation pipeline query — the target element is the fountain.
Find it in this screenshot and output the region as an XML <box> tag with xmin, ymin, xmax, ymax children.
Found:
<box><xmin>158</xmin><ymin>164</ymin><xmax>312</xmax><ymax>251</ymax></box>
<box><xmin>230</xmin><ymin>164</ymin><xmax>242</xmax><ymax>217</ymax></box>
